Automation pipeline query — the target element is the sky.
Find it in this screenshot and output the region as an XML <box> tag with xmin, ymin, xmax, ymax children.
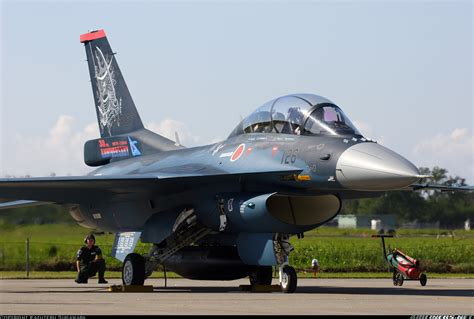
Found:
<box><xmin>1</xmin><ymin>0</ymin><xmax>473</xmax><ymax>183</ymax></box>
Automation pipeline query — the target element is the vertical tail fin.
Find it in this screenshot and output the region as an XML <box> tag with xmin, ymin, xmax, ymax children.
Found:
<box><xmin>80</xmin><ymin>30</ymin><xmax>183</xmax><ymax>166</ymax></box>
<box><xmin>80</xmin><ymin>29</ymin><xmax>144</xmax><ymax>137</ymax></box>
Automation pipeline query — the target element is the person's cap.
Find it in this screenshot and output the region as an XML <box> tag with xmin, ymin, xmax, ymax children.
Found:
<box><xmin>84</xmin><ymin>234</ymin><xmax>95</xmax><ymax>242</ymax></box>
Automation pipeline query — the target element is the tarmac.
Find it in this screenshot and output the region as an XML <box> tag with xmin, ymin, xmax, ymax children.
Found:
<box><xmin>0</xmin><ymin>278</ymin><xmax>473</xmax><ymax>315</ymax></box>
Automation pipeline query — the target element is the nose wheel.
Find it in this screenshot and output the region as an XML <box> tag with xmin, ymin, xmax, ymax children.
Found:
<box><xmin>279</xmin><ymin>265</ymin><xmax>297</xmax><ymax>293</ymax></box>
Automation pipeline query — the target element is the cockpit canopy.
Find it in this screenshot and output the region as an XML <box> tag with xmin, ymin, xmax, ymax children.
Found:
<box><xmin>229</xmin><ymin>94</ymin><xmax>361</xmax><ymax>137</ymax></box>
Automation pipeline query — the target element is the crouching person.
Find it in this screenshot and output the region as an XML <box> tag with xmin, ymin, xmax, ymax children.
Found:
<box><xmin>75</xmin><ymin>234</ymin><xmax>108</xmax><ymax>284</ymax></box>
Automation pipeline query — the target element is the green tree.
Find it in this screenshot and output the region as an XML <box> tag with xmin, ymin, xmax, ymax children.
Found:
<box><xmin>339</xmin><ymin>166</ymin><xmax>473</xmax><ymax>228</ymax></box>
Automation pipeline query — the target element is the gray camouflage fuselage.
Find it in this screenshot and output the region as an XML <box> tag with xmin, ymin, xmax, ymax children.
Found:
<box><xmin>76</xmin><ymin>131</ymin><xmax>419</xmax><ymax>239</ymax></box>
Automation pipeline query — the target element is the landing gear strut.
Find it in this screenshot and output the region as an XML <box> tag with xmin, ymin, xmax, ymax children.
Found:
<box><xmin>274</xmin><ymin>234</ymin><xmax>297</xmax><ymax>293</ymax></box>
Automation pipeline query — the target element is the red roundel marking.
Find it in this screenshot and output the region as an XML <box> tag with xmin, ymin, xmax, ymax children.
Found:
<box><xmin>230</xmin><ymin>144</ymin><xmax>245</xmax><ymax>162</ymax></box>
<box><xmin>272</xmin><ymin>146</ymin><xmax>279</xmax><ymax>157</ymax></box>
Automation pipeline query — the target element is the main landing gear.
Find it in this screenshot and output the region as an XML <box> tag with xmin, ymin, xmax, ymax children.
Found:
<box><xmin>121</xmin><ymin>209</ymin><xmax>212</xmax><ymax>286</ymax></box>
<box><xmin>122</xmin><ymin>253</ymin><xmax>145</xmax><ymax>286</ymax></box>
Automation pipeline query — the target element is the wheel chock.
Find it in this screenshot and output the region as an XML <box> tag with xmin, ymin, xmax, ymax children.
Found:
<box><xmin>108</xmin><ymin>285</ymin><xmax>154</xmax><ymax>292</ymax></box>
<box><xmin>239</xmin><ymin>284</ymin><xmax>281</xmax><ymax>292</ymax></box>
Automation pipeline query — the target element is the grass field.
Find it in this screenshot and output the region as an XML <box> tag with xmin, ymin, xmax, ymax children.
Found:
<box><xmin>0</xmin><ymin>223</ymin><xmax>472</xmax><ymax>274</ymax></box>
<box><xmin>290</xmin><ymin>234</ymin><xmax>473</xmax><ymax>273</ymax></box>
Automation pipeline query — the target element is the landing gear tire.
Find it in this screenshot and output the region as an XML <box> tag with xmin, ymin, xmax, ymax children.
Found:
<box><xmin>419</xmin><ymin>274</ymin><xmax>427</xmax><ymax>286</ymax></box>
<box><xmin>280</xmin><ymin>266</ymin><xmax>297</xmax><ymax>293</ymax></box>
<box><xmin>122</xmin><ymin>253</ymin><xmax>145</xmax><ymax>286</ymax></box>
<box><xmin>249</xmin><ymin>266</ymin><xmax>273</xmax><ymax>286</ymax></box>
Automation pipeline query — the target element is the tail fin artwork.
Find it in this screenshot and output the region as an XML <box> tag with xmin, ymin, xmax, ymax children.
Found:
<box><xmin>80</xmin><ymin>30</ymin><xmax>182</xmax><ymax>166</ymax></box>
<box><xmin>81</xmin><ymin>29</ymin><xmax>143</xmax><ymax>137</ymax></box>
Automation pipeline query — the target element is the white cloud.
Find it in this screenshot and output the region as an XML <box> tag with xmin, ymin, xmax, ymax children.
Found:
<box><xmin>146</xmin><ymin>118</ymin><xmax>209</xmax><ymax>147</ymax></box>
<box><xmin>3</xmin><ymin>115</ymin><xmax>99</xmax><ymax>177</ymax></box>
<box><xmin>450</xmin><ymin>128</ymin><xmax>469</xmax><ymax>141</ymax></box>
<box><xmin>412</xmin><ymin>128</ymin><xmax>474</xmax><ymax>183</ymax></box>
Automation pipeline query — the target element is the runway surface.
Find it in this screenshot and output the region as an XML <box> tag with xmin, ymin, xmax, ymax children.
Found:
<box><xmin>0</xmin><ymin>278</ymin><xmax>472</xmax><ymax>315</ymax></box>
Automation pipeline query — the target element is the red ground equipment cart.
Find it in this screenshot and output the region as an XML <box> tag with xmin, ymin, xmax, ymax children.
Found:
<box><xmin>372</xmin><ymin>234</ymin><xmax>427</xmax><ymax>286</ymax></box>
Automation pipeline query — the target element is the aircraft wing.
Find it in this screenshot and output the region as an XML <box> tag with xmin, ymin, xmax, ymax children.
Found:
<box><xmin>0</xmin><ymin>169</ymin><xmax>302</xmax><ymax>206</ymax></box>
<box><xmin>0</xmin><ymin>199</ymin><xmax>53</xmax><ymax>210</ymax></box>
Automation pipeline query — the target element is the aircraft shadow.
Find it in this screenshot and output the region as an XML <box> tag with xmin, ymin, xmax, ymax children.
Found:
<box><xmin>3</xmin><ymin>285</ymin><xmax>472</xmax><ymax>298</ymax></box>
<box><xmin>152</xmin><ymin>285</ymin><xmax>473</xmax><ymax>297</ymax></box>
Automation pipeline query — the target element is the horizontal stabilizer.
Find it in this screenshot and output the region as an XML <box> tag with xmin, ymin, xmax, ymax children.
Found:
<box><xmin>84</xmin><ymin>129</ymin><xmax>182</xmax><ymax>167</ymax></box>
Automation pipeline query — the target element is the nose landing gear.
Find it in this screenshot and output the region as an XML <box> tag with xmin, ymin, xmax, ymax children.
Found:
<box><xmin>279</xmin><ymin>264</ymin><xmax>297</xmax><ymax>293</ymax></box>
<box><xmin>274</xmin><ymin>234</ymin><xmax>297</xmax><ymax>293</ymax></box>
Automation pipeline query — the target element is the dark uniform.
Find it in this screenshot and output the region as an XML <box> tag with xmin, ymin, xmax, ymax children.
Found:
<box><xmin>75</xmin><ymin>244</ymin><xmax>107</xmax><ymax>283</ymax></box>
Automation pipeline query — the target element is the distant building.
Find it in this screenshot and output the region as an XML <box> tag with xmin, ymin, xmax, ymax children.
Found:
<box><xmin>357</xmin><ymin>215</ymin><xmax>396</xmax><ymax>230</ymax></box>
<box><xmin>337</xmin><ymin>214</ymin><xmax>357</xmax><ymax>229</ymax></box>
<box><xmin>337</xmin><ymin>214</ymin><xmax>396</xmax><ymax>230</ymax></box>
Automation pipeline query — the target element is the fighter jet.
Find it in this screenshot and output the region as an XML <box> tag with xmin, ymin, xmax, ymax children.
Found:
<box><xmin>1</xmin><ymin>30</ymin><xmax>471</xmax><ymax>293</ymax></box>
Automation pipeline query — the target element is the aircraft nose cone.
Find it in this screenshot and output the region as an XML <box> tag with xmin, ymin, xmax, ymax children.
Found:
<box><xmin>336</xmin><ymin>142</ymin><xmax>421</xmax><ymax>191</ymax></box>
